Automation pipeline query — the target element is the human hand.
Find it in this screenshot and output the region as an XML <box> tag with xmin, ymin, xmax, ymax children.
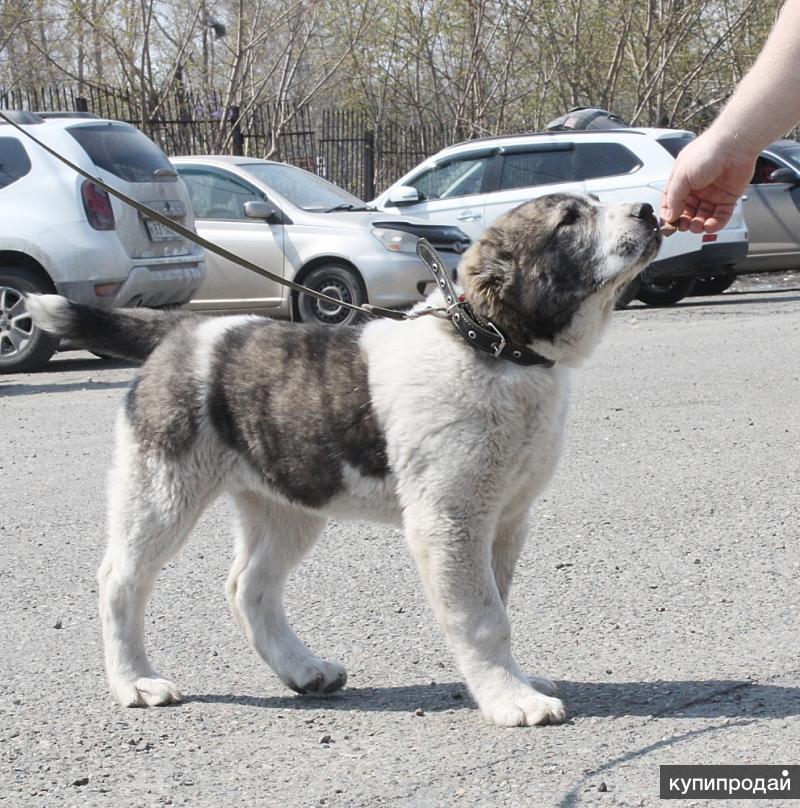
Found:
<box><xmin>660</xmin><ymin>130</ymin><xmax>758</xmax><ymax>233</ymax></box>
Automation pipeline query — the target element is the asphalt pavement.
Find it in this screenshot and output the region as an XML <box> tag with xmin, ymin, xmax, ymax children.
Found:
<box><xmin>2</xmin><ymin>280</ymin><xmax>799</xmax><ymax>807</ymax></box>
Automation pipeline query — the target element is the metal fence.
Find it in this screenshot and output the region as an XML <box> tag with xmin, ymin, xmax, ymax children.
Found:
<box><xmin>1</xmin><ymin>84</ymin><xmax>474</xmax><ymax>199</ymax></box>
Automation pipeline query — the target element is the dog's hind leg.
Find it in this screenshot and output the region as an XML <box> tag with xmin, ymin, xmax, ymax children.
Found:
<box><xmin>404</xmin><ymin>503</ymin><xmax>566</xmax><ymax>727</ymax></box>
<box><xmin>99</xmin><ymin>421</ymin><xmax>217</xmax><ymax>707</ymax></box>
<box><xmin>226</xmin><ymin>491</ymin><xmax>347</xmax><ymax>695</ymax></box>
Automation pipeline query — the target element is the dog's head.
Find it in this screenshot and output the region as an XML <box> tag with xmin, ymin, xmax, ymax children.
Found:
<box><xmin>457</xmin><ymin>193</ymin><xmax>661</xmax><ymax>364</ymax></box>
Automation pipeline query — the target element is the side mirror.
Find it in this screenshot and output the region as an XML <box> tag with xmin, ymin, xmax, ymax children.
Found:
<box><xmin>244</xmin><ymin>200</ymin><xmax>280</xmax><ymax>220</ymax></box>
<box><xmin>768</xmin><ymin>167</ymin><xmax>800</xmax><ymax>184</ymax></box>
<box><xmin>387</xmin><ymin>185</ymin><xmax>421</xmax><ymax>207</ymax></box>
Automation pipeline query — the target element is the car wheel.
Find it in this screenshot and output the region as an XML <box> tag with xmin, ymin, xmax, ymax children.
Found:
<box><xmin>636</xmin><ymin>277</ymin><xmax>696</xmax><ymax>307</ymax></box>
<box><xmin>691</xmin><ymin>269</ymin><xmax>737</xmax><ymax>296</ymax></box>
<box><xmin>0</xmin><ymin>268</ymin><xmax>60</xmax><ymax>373</ymax></box>
<box><xmin>615</xmin><ymin>276</ymin><xmax>642</xmax><ymax>309</ymax></box>
<box><xmin>296</xmin><ymin>264</ymin><xmax>365</xmax><ymax>326</ymax></box>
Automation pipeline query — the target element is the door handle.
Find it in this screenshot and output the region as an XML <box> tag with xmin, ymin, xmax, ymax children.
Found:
<box><xmin>457</xmin><ymin>210</ymin><xmax>481</xmax><ymax>221</ymax></box>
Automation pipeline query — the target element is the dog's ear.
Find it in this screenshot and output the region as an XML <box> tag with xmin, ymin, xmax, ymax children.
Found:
<box><xmin>459</xmin><ymin>232</ymin><xmax>515</xmax><ymax>311</ymax></box>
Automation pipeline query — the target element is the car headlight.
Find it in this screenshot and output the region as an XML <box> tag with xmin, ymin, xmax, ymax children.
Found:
<box><xmin>372</xmin><ymin>227</ymin><xmax>419</xmax><ymax>253</ymax></box>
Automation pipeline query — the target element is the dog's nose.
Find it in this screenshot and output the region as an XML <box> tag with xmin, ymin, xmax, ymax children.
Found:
<box><xmin>631</xmin><ymin>202</ymin><xmax>655</xmax><ymax>220</ymax></box>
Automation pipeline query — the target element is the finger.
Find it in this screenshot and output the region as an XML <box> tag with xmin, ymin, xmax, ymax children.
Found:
<box><xmin>703</xmin><ymin>206</ymin><xmax>735</xmax><ymax>233</ymax></box>
<box><xmin>689</xmin><ymin>197</ymin><xmax>720</xmax><ymax>233</ymax></box>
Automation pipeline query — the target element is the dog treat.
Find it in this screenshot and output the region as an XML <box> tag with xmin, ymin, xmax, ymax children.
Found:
<box><xmin>660</xmin><ymin>221</ymin><xmax>678</xmax><ymax>237</ymax></box>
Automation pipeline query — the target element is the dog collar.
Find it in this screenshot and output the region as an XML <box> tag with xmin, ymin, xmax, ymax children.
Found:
<box><xmin>416</xmin><ymin>239</ymin><xmax>556</xmax><ymax>368</ymax></box>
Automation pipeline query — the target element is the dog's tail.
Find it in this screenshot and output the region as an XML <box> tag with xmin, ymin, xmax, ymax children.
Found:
<box><xmin>26</xmin><ymin>295</ymin><xmax>194</xmax><ymax>363</ymax></box>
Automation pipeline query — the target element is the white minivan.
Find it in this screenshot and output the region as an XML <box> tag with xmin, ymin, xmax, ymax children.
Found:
<box><xmin>372</xmin><ymin>128</ymin><xmax>748</xmax><ymax>306</ymax></box>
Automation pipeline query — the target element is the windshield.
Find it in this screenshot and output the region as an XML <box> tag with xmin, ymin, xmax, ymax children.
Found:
<box><xmin>67</xmin><ymin>122</ymin><xmax>175</xmax><ymax>182</ymax></box>
<box><xmin>410</xmin><ymin>157</ymin><xmax>487</xmax><ymax>200</ymax></box>
<box><xmin>241</xmin><ymin>162</ymin><xmax>365</xmax><ymax>211</ymax></box>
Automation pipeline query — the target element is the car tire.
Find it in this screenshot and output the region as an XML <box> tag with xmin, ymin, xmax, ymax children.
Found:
<box><xmin>615</xmin><ymin>276</ymin><xmax>642</xmax><ymax>309</ymax></box>
<box><xmin>691</xmin><ymin>269</ymin><xmax>737</xmax><ymax>296</ymax></box>
<box><xmin>296</xmin><ymin>264</ymin><xmax>365</xmax><ymax>326</ymax></box>
<box><xmin>0</xmin><ymin>267</ymin><xmax>60</xmax><ymax>373</ymax></box>
<box><xmin>636</xmin><ymin>277</ymin><xmax>696</xmax><ymax>307</ymax></box>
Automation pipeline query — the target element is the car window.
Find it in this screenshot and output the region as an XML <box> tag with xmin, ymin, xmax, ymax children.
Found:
<box><xmin>751</xmin><ymin>155</ymin><xmax>783</xmax><ymax>184</ymax></box>
<box><xmin>177</xmin><ymin>167</ymin><xmax>266</xmax><ymax>219</ymax></box>
<box><xmin>0</xmin><ymin>138</ymin><xmax>32</xmax><ymax>188</ymax></box>
<box><xmin>498</xmin><ymin>148</ymin><xmax>579</xmax><ymax>190</ymax></box>
<box><xmin>67</xmin><ymin>122</ymin><xmax>175</xmax><ymax>183</ymax></box>
<box><xmin>409</xmin><ymin>157</ymin><xmax>489</xmax><ymax>200</ymax></box>
<box><xmin>654</xmin><ymin>134</ymin><xmax>695</xmax><ymax>158</ymax></box>
<box><xmin>577</xmin><ymin>143</ymin><xmax>642</xmax><ymax>179</ymax></box>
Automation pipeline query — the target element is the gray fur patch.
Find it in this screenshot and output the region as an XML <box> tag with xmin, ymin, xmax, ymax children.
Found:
<box><xmin>125</xmin><ymin>324</ymin><xmax>204</xmax><ymax>457</ymax></box>
<box><xmin>206</xmin><ymin>321</ymin><xmax>389</xmax><ymax>508</ymax></box>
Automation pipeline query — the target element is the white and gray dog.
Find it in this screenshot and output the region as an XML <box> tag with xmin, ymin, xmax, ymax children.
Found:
<box><xmin>28</xmin><ymin>193</ymin><xmax>661</xmax><ymax>726</ymax></box>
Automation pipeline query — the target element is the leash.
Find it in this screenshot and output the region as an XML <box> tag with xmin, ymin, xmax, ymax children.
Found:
<box><xmin>1</xmin><ymin>108</ymin><xmax>555</xmax><ymax>367</ymax></box>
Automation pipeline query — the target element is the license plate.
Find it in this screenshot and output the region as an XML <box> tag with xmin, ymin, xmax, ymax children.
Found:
<box><xmin>145</xmin><ymin>218</ymin><xmax>179</xmax><ymax>241</ymax></box>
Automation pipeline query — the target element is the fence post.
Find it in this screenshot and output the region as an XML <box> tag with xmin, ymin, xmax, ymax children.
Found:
<box><xmin>363</xmin><ymin>129</ymin><xmax>375</xmax><ymax>201</ymax></box>
<box><xmin>75</xmin><ymin>96</ymin><xmax>89</xmax><ymax>113</ymax></box>
<box><xmin>229</xmin><ymin>104</ymin><xmax>244</xmax><ymax>155</ymax></box>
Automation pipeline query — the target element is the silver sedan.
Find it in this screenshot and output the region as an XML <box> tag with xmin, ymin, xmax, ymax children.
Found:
<box><xmin>171</xmin><ymin>156</ymin><xmax>470</xmax><ymax>325</ymax></box>
<box><xmin>740</xmin><ymin>139</ymin><xmax>800</xmax><ymax>272</ymax></box>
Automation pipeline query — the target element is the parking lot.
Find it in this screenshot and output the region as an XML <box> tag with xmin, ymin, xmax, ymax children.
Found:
<box><xmin>1</xmin><ymin>280</ymin><xmax>799</xmax><ymax>807</ymax></box>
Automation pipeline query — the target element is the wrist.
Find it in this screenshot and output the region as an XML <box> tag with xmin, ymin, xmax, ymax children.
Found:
<box><xmin>701</xmin><ymin>119</ymin><xmax>764</xmax><ymax>162</ymax></box>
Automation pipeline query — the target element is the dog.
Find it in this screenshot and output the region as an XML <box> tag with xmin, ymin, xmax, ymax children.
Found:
<box><xmin>27</xmin><ymin>192</ymin><xmax>661</xmax><ymax>726</ymax></box>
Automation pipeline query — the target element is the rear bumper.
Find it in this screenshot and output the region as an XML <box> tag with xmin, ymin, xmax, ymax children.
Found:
<box><xmin>57</xmin><ymin>259</ymin><xmax>206</xmax><ymax>309</ymax></box>
<box><xmin>644</xmin><ymin>241</ymin><xmax>750</xmax><ymax>281</ymax></box>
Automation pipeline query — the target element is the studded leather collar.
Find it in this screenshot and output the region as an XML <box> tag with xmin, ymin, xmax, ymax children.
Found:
<box><xmin>416</xmin><ymin>239</ymin><xmax>556</xmax><ymax>368</ymax></box>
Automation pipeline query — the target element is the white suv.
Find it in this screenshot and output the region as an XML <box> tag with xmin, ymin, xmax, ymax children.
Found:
<box><xmin>0</xmin><ymin>110</ymin><xmax>205</xmax><ymax>372</ymax></box>
<box><xmin>372</xmin><ymin>128</ymin><xmax>748</xmax><ymax>306</ymax></box>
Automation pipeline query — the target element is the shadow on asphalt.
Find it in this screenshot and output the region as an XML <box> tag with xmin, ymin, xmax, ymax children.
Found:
<box><xmin>628</xmin><ymin>292</ymin><xmax>800</xmax><ymax>311</ymax></box>
<box><xmin>185</xmin><ymin>677</ymin><xmax>800</xmax><ymax>719</ymax></box>
<box><xmin>556</xmin><ymin>719</ymin><xmax>760</xmax><ymax>808</ymax></box>
<box><xmin>0</xmin><ymin>356</ymin><xmax>136</xmax><ymax>396</ymax></box>
<box><xmin>0</xmin><ymin>378</ymin><xmax>133</xmax><ymax>396</ymax></box>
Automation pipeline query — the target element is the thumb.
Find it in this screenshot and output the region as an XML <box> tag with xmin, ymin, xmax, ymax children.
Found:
<box><xmin>662</xmin><ymin>164</ymin><xmax>691</xmax><ymax>223</ymax></box>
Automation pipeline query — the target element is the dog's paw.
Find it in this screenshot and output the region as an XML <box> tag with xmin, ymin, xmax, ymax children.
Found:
<box><xmin>111</xmin><ymin>676</ymin><xmax>182</xmax><ymax>708</ymax></box>
<box><xmin>285</xmin><ymin>658</ymin><xmax>347</xmax><ymax>696</ymax></box>
<box><xmin>527</xmin><ymin>674</ymin><xmax>559</xmax><ymax>697</ymax></box>
<box><xmin>478</xmin><ymin>680</ymin><xmax>567</xmax><ymax>727</ymax></box>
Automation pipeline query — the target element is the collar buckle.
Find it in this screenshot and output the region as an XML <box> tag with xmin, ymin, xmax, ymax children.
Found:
<box><xmin>485</xmin><ymin>321</ymin><xmax>507</xmax><ymax>358</ymax></box>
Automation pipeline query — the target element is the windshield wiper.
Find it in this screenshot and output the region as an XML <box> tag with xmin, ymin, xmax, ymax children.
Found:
<box><xmin>323</xmin><ymin>203</ymin><xmax>375</xmax><ymax>213</ymax></box>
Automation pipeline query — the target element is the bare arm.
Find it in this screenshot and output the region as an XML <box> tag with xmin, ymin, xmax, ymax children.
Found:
<box><xmin>662</xmin><ymin>0</ymin><xmax>800</xmax><ymax>232</ymax></box>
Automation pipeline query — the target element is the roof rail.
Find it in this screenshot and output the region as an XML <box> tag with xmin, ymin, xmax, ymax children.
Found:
<box><xmin>444</xmin><ymin>127</ymin><xmax>648</xmax><ymax>152</ymax></box>
<box><xmin>33</xmin><ymin>111</ymin><xmax>100</xmax><ymax>120</ymax></box>
<box><xmin>0</xmin><ymin>110</ymin><xmax>45</xmax><ymax>125</ymax></box>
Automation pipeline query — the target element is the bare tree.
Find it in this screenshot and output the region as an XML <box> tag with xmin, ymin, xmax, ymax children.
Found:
<box><xmin>0</xmin><ymin>0</ymin><xmax>789</xmax><ymax>151</ymax></box>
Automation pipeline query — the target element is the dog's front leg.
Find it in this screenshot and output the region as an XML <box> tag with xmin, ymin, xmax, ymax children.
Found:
<box><xmin>492</xmin><ymin>513</ymin><xmax>560</xmax><ymax>700</ymax></box>
<box><xmin>404</xmin><ymin>505</ymin><xmax>566</xmax><ymax>727</ymax></box>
